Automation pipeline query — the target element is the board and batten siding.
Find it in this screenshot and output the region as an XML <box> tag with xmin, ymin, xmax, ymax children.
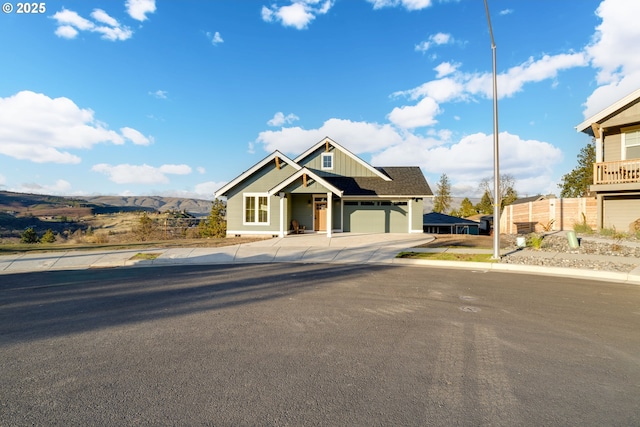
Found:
<box><xmin>603</xmin><ymin>133</ymin><xmax>622</xmax><ymax>162</ymax></box>
<box><xmin>298</xmin><ymin>146</ymin><xmax>379</xmax><ymax>178</ymax></box>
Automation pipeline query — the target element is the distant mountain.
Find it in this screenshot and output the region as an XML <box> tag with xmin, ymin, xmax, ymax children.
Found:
<box><xmin>0</xmin><ymin>191</ymin><xmax>213</xmax><ymax>217</ymax></box>
<box><xmin>85</xmin><ymin>196</ymin><xmax>213</xmax><ymax>216</ymax></box>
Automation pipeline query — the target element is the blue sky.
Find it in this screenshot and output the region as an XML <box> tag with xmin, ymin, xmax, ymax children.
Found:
<box><xmin>1</xmin><ymin>0</ymin><xmax>638</xmax><ymax>200</ymax></box>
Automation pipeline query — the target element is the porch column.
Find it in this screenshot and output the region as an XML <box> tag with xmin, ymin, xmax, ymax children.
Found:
<box><xmin>279</xmin><ymin>192</ymin><xmax>285</xmax><ymax>238</ymax></box>
<box><xmin>326</xmin><ymin>192</ymin><xmax>332</xmax><ymax>238</ymax></box>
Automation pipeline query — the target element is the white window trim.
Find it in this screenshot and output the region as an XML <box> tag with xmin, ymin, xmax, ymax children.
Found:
<box><xmin>321</xmin><ymin>152</ymin><xmax>334</xmax><ymax>170</ymax></box>
<box><xmin>622</xmin><ymin>129</ymin><xmax>640</xmax><ymax>160</ymax></box>
<box><xmin>243</xmin><ymin>193</ymin><xmax>270</xmax><ymax>226</ymax></box>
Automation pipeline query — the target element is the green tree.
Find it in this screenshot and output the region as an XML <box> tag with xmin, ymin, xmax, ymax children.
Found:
<box><xmin>41</xmin><ymin>229</ymin><xmax>56</xmax><ymax>243</ymax></box>
<box><xmin>478</xmin><ymin>174</ymin><xmax>518</xmax><ymax>210</ymax></box>
<box><xmin>455</xmin><ymin>197</ymin><xmax>477</xmax><ymax>217</ymax></box>
<box><xmin>559</xmin><ymin>141</ymin><xmax>595</xmax><ymax>197</ymax></box>
<box><xmin>134</xmin><ymin>212</ymin><xmax>157</xmax><ymax>241</ymax></box>
<box><xmin>20</xmin><ymin>227</ymin><xmax>40</xmax><ymax>244</ymax></box>
<box><xmin>475</xmin><ymin>190</ymin><xmax>493</xmax><ymax>214</ymax></box>
<box><xmin>432</xmin><ymin>173</ymin><xmax>452</xmax><ymax>213</ymax></box>
<box><xmin>199</xmin><ymin>199</ymin><xmax>227</xmax><ymax>238</ymax></box>
<box><xmin>502</xmin><ymin>186</ymin><xmax>518</xmax><ymax>207</ymax></box>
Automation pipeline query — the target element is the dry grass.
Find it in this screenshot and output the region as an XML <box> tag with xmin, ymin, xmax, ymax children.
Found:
<box><xmin>416</xmin><ymin>234</ymin><xmax>510</xmax><ymax>249</ymax></box>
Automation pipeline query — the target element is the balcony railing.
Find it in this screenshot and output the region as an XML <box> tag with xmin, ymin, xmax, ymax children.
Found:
<box><xmin>594</xmin><ymin>159</ymin><xmax>640</xmax><ymax>185</ymax></box>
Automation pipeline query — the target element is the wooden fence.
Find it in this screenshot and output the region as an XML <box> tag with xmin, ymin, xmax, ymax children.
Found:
<box><xmin>500</xmin><ymin>197</ymin><xmax>597</xmax><ymax>234</ymax></box>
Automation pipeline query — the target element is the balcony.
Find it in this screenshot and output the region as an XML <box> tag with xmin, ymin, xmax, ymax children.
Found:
<box><xmin>594</xmin><ymin>159</ymin><xmax>640</xmax><ymax>185</ymax></box>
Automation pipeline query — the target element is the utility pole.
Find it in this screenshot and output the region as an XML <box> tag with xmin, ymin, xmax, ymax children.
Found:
<box><xmin>484</xmin><ymin>0</ymin><xmax>501</xmax><ymax>260</ymax></box>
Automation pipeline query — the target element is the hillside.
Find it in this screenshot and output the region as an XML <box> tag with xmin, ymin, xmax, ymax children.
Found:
<box><xmin>0</xmin><ymin>191</ymin><xmax>212</xmax><ymax>217</ymax></box>
<box><xmin>85</xmin><ymin>196</ymin><xmax>212</xmax><ymax>216</ymax></box>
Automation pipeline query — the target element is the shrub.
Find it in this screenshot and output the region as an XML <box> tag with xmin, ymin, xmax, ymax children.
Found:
<box><xmin>20</xmin><ymin>227</ymin><xmax>40</xmax><ymax>244</ymax></box>
<box><xmin>573</xmin><ymin>213</ymin><xmax>593</xmax><ymax>234</ymax></box>
<box><xmin>41</xmin><ymin>229</ymin><xmax>56</xmax><ymax>243</ymax></box>
<box><xmin>526</xmin><ymin>233</ymin><xmax>544</xmax><ymax>250</ymax></box>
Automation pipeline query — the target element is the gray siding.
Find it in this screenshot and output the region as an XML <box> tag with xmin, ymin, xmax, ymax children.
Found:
<box><xmin>290</xmin><ymin>194</ymin><xmax>313</xmax><ymax>231</ymax></box>
<box><xmin>603</xmin><ymin>133</ymin><xmax>622</xmax><ymax>162</ymax></box>
<box><xmin>601</xmin><ymin>101</ymin><xmax>640</xmax><ymax>128</ymax></box>
<box><xmin>298</xmin><ymin>146</ymin><xmax>379</xmax><ymax>178</ymax></box>
<box><xmin>410</xmin><ymin>198</ymin><xmax>424</xmax><ymax>231</ymax></box>
<box><xmin>226</xmin><ymin>162</ymin><xmax>294</xmax><ymax>234</ymax></box>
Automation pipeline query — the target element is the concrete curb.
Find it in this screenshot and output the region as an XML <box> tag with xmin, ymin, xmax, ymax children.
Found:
<box><xmin>392</xmin><ymin>257</ymin><xmax>640</xmax><ymax>285</ymax></box>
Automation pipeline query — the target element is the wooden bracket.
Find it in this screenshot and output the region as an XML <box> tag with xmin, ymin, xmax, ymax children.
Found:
<box><xmin>303</xmin><ymin>173</ymin><xmax>307</xmax><ymax>187</ymax></box>
<box><xmin>275</xmin><ymin>156</ymin><xmax>281</xmax><ymax>169</ymax></box>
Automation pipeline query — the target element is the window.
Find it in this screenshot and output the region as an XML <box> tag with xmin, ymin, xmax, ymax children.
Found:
<box><xmin>321</xmin><ymin>153</ymin><xmax>333</xmax><ymax>170</ymax></box>
<box><xmin>624</xmin><ymin>129</ymin><xmax>640</xmax><ymax>159</ymax></box>
<box><xmin>244</xmin><ymin>194</ymin><xmax>269</xmax><ymax>224</ymax></box>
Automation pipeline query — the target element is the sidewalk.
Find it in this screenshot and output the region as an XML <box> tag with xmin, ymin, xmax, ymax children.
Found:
<box><xmin>1</xmin><ymin>233</ymin><xmax>639</xmax><ymax>285</ymax></box>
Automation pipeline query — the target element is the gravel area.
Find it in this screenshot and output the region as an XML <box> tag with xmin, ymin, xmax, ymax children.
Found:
<box><xmin>500</xmin><ymin>233</ymin><xmax>640</xmax><ymax>273</ymax></box>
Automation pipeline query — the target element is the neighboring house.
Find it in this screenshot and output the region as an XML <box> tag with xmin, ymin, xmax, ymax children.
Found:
<box><xmin>576</xmin><ymin>89</ymin><xmax>640</xmax><ymax>231</ymax></box>
<box><xmin>423</xmin><ymin>212</ymin><xmax>479</xmax><ymax>235</ymax></box>
<box><xmin>214</xmin><ymin>137</ymin><xmax>433</xmax><ymax>237</ymax></box>
<box><xmin>510</xmin><ymin>194</ymin><xmax>553</xmax><ymax>205</ymax></box>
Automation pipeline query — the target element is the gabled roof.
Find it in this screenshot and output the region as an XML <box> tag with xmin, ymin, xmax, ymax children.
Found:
<box><xmin>576</xmin><ymin>88</ymin><xmax>640</xmax><ymax>134</ymax></box>
<box><xmin>423</xmin><ymin>212</ymin><xmax>479</xmax><ymax>225</ymax></box>
<box><xmin>214</xmin><ymin>151</ymin><xmax>299</xmax><ymax>197</ymax></box>
<box><xmin>294</xmin><ymin>136</ymin><xmax>392</xmax><ymax>182</ymax></box>
<box><xmin>511</xmin><ymin>194</ymin><xmax>552</xmax><ymax>205</ymax></box>
<box><xmin>324</xmin><ymin>167</ymin><xmax>432</xmax><ymax>197</ymax></box>
<box><xmin>268</xmin><ymin>167</ymin><xmax>344</xmax><ymax>197</ymax></box>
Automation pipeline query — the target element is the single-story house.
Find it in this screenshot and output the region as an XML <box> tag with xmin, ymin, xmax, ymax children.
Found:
<box><xmin>576</xmin><ymin>88</ymin><xmax>640</xmax><ymax>231</ymax></box>
<box><xmin>214</xmin><ymin>137</ymin><xmax>433</xmax><ymax>237</ymax></box>
<box><xmin>423</xmin><ymin>212</ymin><xmax>480</xmax><ymax>235</ymax></box>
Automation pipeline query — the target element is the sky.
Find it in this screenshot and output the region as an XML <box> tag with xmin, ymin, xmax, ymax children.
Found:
<box><xmin>1</xmin><ymin>0</ymin><xmax>639</xmax><ymax>200</ymax></box>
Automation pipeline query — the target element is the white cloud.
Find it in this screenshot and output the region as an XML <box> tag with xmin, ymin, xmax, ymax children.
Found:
<box><xmin>372</xmin><ymin>132</ymin><xmax>563</xmax><ymax>196</ymax></box>
<box><xmin>262</xmin><ymin>0</ymin><xmax>333</xmax><ymax>30</ymax></box>
<box><xmin>499</xmin><ymin>9</ymin><xmax>513</xmax><ymax>16</ymax></box>
<box><xmin>11</xmin><ymin>179</ymin><xmax>72</xmax><ymax>196</ymax></box>
<box><xmin>159</xmin><ymin>164</ymin><xmax>192</xmax><ymax>175</ymax></box>
<box><xmin>267</xmin><ymin>112</ymin><xmax>300</xmax><ymax>126</ymax></box>
<box><xmin>256</xmin><ymin>117</ymin><xmax>405</xmax><ymax>154</ymax></box>
<box><xmin>0</xmin><ymin>173</ymin><xmax>5</xmax><ymax>187</ymax></box>
<box><xmin>583</xmin><ymin>0</ymin><xmax>640</xmax><ymax>118</ymax></box>
<box><xmin>55</xmin><ymin>25</ymin><xmax>79</xmax><ymax>39</ymax></box>
<box><xmin>0</xmin><ymin>91</ymin><xmax>153</xmax><ymax>164</ymax></box>
<box><xmin>434</xmin><ymin>62</ymin><xmax>460</xmax><ymax>78</ymax></box>
<box><xmin>211</xmin><ymin>31</ymin><xmax>224</xmax><ymax>45</ymax></box>
<box><xmin>197</xmin><ymin>167</ymin><xmax>206</xmax><ymax>174</ymax></box>
<box><xmin>92</xmin><ymin>163</ymin><xmax>191</xmax><ymax>184</ymax></box>
<box><xmin>91</xmin><ymin>9</ymin><xmax>119</xmax><ymax>27</ymax></box>
<box><xmin>367</xmin><ymin>0</ymin><xmax>432</xmax><ymax>11</ymax></box>
<box><xmin>415</xmin><ymin>32</ymin><xmax>452</xmax><ymax>53</ymax></box>
<box><xmin>388</xmin><ymin>97</ymin><xmax>440</xmax><ymax>129</ymax></box>
<box><xmin>121</xmin><ymin>127</ymin><xmax>153</xmax><ymax>146</ymax></box>
<box><xmin>194</xmin><ymin>181</ymin><xmax>226</xmax><ymax>199</ymax></box>
<box><xmin>125</xmin><ymin>0</ymin><xmax>156</xmax><ymax>21</ymax></box>
<box><xmin>52</xmin><ymin>7</ymin><xmax>133</xmax><ymax>41</ymax></box>
<box><xmin>149</xmin><ymin>89</ymin><xmax>167</xmax><ymax>99</ymax></box>
<box><xmin>389</xmin><ymin>52</ymin><xmax>588</xmax><ymax>130</ymax></box>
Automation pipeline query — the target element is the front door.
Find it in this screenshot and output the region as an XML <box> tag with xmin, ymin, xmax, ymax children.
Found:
<box><xmin>314</xmin><ymin>201</ymin><xmax>327</xmax><ymax>231</ymax></box>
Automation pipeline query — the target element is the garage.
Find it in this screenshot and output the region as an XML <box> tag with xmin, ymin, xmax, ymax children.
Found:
<box><xmin>343</xmin><ymin>200</ymin><xmax>408</xmax><ymax>233</ymax></box>
<box><xmin>602</xmin><ymin>196</ymin><xmax>640</xmax><ymax>230</ymax></box>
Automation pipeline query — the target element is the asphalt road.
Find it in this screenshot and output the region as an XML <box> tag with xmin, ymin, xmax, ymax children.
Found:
<box><xmin>1</xmin><ymin>264</ymin><xmax>639</xmax><ymax>426</ymax></box>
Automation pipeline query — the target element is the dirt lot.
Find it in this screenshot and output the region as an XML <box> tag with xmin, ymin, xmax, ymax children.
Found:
<box><xmin>416</xmin><ymin>234</ymin><xmax>510</xmax><ymax>249</ymax></box>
